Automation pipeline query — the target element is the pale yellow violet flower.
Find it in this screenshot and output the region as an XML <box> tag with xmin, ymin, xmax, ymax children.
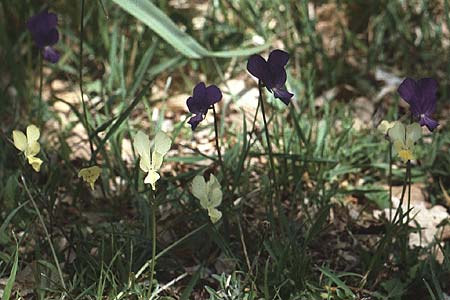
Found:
<box><xmin>191</xmin><ymin>174</ymin><xmax>223</xmax><ymax>223</ymax></box>
<box><xmin>133</xmin><ymin>130</ymin><xmax>172</xmax><ymax>190</ymax></box>
<box><xmin>377</xmin><ymin>120</ymin><xmax>395</xmax><ymax>135</ymax></box>
<box><xmin>388</xmin><ymin>121</ymin><xmax>422</xmax><ymax>162</ymax></box>
<box><xmin>78</xmin><ymin>166</ymin><xmax>102</xmax><ymax>190</ymax></box>
<box><xmin>12</xmin><ymin>124</ymin><xmax>43</xmax><ymax>172</ymax></box>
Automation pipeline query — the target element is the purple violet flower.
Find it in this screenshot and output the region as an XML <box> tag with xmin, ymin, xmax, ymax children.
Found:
<box><xmin>27</xmin><ymin>9</ymin><xmax>60</xmax><ymax>63</ymax></box>
<box><xmin>247</xmin><ymin>49</ymin><xmax>294</xmax><ymax>105</ymax></box>
<box><xmin>397</xmin><ymin>77</ymin><xmax>439</xmax><ymax>131</ymax></box>
<box><xmin>186</xmin><ymin>82</ymin><xmax>222</xmax><ymax>130</ymax></box>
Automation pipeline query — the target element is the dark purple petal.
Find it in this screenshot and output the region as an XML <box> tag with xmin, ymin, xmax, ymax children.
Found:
<box><xmin>417</xmin><ymin>77</ymin><xmax>438</xmax><ymax>114</ymax></box>
<box><xmin>186</xmin><ymin>96</ymin><xmax>201</xmax><ymax>114</ymax></box>
<box><xmin>188</xmin><ymin>114</ymin><xmax>204</xmax><ymax>130</ymax></box>
<box><xmin>42</xmin><ymin>47</ymin><xmax>60</xmax><ymax>63</ymax></box>
<box><xmin>192</xmin><ymin>82</ymin><xmax>206</xmax><ymax>102</ymax></box>
<box><xmin>268</xmin><ymin>49</ymin><xmax>289</xmax><ymax>68</ymax></box>
<box><xmin>206</xmin><ymin>85</ymin><xmax>222</xmax><ymax>106</ymax></box>
<box><xmin>272</xmin><ymin>87</ymin><xmax>294</xmax><ymax>105</ymax></box>
<box><xmin>28</xmin><ymin>10</ymin><xmax>59</xmax><ymax>48</ymax></box>
<box><xmin>247</xmin><ymin>54</ymin><xmax>269</xmax><ymax>84</ymax></box>
<box><xmin>27</xmin><ymin>10</ymin><xmax>57</xmax><ymax>33</ymax></box>
<box><xmin>419</xmin><ymin>115</ymin><xmax>439</xmax><ymax>131</ymax></box>
<box><xmin>397</xmin><ymin>78</ymin><xmax>418</xmax><ymax>105</ymax></box>
<box><xmin>269</xmin><ymin>65</ymin><xmax>287</xmax><ymax>88</ymax></box>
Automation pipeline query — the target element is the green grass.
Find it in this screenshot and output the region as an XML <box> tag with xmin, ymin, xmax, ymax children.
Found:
<box><xmin>1</xmin><ymin>0</ymin><xmax>450</xmax><ymax>299</ymax></box>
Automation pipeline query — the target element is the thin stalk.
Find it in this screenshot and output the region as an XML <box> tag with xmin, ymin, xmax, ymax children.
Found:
<box><xmin>79</xmin><ymin>0</ymin><xmax>95</xmax><ymax>163</ymax></box>
<box><xmin>388</xmin><ymin>142</ymin><xmax>392</xmax><ymax>222</ymax></box>
<box><xmin>148</xmin><ymin>192</ymin><xmax>157</xmax><ymax>297</ymax></box>
<box><xmin>21</xmin><ymin>175</ymin><xmax>67</xmax><ymax>291</ymax></box>
<box><xmin>258</xmin><ymin>81</ymin><xmax>280</xmax><ymax>232</ymax></box>
<box><xmin>38</xmin><ymin>54</ymin><xmax>43</xmax><ymax>123</ymax></box>
<box><xmin>406</xmin><ymin>160</ymin><xmax>411</xmax><ymax>224</ymax></box>
<box><xmin>212</xmin><ymin>104</ymin><xmax>231</xmax><ymax>240</ymax></box>
<box><xmin>212</xmin><ymin>105</ymin><xmax>226</xmax><ymax>180</ymax></box>
<box><xmin>114</xmin><ymin>223</ymin><xmax>208</xmax><ymax>300</ymax></box>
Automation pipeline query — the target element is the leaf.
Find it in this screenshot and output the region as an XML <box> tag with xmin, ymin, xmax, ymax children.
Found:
<box><xmin>2</xmin><ymin>240</ymin><xmax>18</xmax><ymax>300</ymax></box>
<box><xmin>111</xmin><ymin>0</ymin><xmax>208</xmax><ymax>58</ymax></box>
<box><xmin>110</xmin><ymin>0</ymin><xmax>270</xmax><ymax>58</ymax></box>
<box><xmin>319</xmin><ymin>267</ymin><xmax>356</xmax><ymax>299</ymax></box>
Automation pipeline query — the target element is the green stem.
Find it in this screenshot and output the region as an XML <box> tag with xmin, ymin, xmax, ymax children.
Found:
<box><xmin>388</xmin><ymin>142</ymin><xmax>392</xmax><ymax>222</ymax></box>
<box><xmin>258</xmin><ymin>81</ymin><xmax>279</xmax><ymax>230</ymax></box>
<box><xmin>79</xmin><ymin>0</ymin><xmax>95</xmax><ymax>164</ymax></box>
<box><xmin>212</xmin><ymin>105</ymin><xmax>225</xmax><ymax>180</ymax></box>
<box><xmin>38</xmin><ymin>54</ymin><xmax>43</xmax><ymax>124</ymax></box>
<box><xmin>148</xmin><ymin>192</ymin><xmax>157</xmax><ymax>296</ymax></box>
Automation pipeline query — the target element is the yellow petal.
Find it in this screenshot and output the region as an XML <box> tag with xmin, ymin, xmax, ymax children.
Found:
<box><xmin>153</xmin><ymin>131</ymin><xmax>171</xmax><ymax>156</ymax></box>
<box><xmin>26</xmin><ymin>141</ymin><xmax>41</xmax><ymax>157</ymax></box>
<box><xmin>377</xmin><ymin>120</ymin><xmax>395</xmax><ymax>135</ymax></box>
<box><xmin>144</xmin><ymin>170</ymin><xmax>160</xmax><ymax>190</ymax></box>
<box><xmin>26</xmin><ymin>124</ymin><xmax>40</xmax><ymax>143</ymax></box>
<box><xmin>398</xmin><ymin>150</ymin><xmax>414</xmax><ymax>162</ymax></box>
<box><xmin>27</xmin><ymin>156</ymin><xmax>43</xmax><ymax>172</ymax></box>
<box><xmin>388</xmin><ymin>121</ymin><xmax>405</xmax><ymax>142</ymax></box>
<box><xmin>134</xmin><ymin>130</ymin><xmax>151</xmax><ymax>160</ymax></box>
<box><xmin>78</xmin><ymin>166</ymin><xmax>102</xmax><ymax>190</ymax></box>
<box><xmin>12</xmin><ymin>130</ymin><xmax>27</xmax><ymax>152</ymax></box>
<box><xmin>406</xmin><ymin>123</ymin><xmax>421</xmax><ymax>144</ymax></box>
<box><xmin>151</xmin><ymin>150</ymin><xmax>164</xmax><ymax>171</ymax></box>
<box><xmin>192</xmin><ymin>175</ymin><xmax>208</xmax><ymax>208</ymax></box>
<box><xmin>208</xmin><ymin>208</ymin><xmax>222</xmax><ymax>223</ymax></box>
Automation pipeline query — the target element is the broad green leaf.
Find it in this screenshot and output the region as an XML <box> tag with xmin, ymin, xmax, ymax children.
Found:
<box><xmin>110</xmin><ymin>0</ymin><xmax>270</xmax><ymax>58</ymax></box>
<box><xmin>111</xmin><ymin>0</ymin><xmax>208</xmax><ymax>58</ymax></box>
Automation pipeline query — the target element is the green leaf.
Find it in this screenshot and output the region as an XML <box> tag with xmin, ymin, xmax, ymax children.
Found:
<box><xmin>110</xmin><ymin>0</ymin><xmax>270</xmax><ymax>58</ymax></box>
<box><xmin>110</xmin><ymin>0</ymin><xmax>208</xmax><ymax>58</ymax></box>
<box><xmin>2</xmin><ymin>241</ymin><xmax>18</xmax><ymax>300</ymax></box>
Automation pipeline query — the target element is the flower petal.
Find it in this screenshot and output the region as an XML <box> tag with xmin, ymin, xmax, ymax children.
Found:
<box><xmin>247</xmin><ymin>54</ymin><xmax>269</xmax><ymax>84</ymax></box>
<box><xmin>273</xmin><ymin>87</ymin><xmax>294</xmax><ymax>105</ymax></box>
<box><xmin>186</xmin><ymin>96</ymin><xmax>200</xmax><ymax>114</ymax></box>
<box><xmin>205</xmin><ymin>85</ymin><xmax>222</xmax><ymax>106</ymax></box>
<box><xmin>268</xmin><ymin>49</ymin><xmax>289</xmax><ymax>67</ymax></box>
<box><xmin>28</xmin><ymin>156</ymin><xmax>43</xmax><ymax>172</ymax></box>
<box><xmin>187</xmin><ymin>114</ymin><xmax>204</xmax><ymax>130</ymax></box>
<box><xmin>417</xmin><ymin>77</ymin><xmax>438</xmax><ymax>115</ymax></box>
<box><xmin>397</xmin><ymin>78</ymin><xmax>418</xmax><ymax>106</ymax></box>
<box><xmin>406</xmin><ymin>123</ymin><xmax>422</xmax><ymax>143</ymax></box>
<box><xmin>42</xmin><ymin>47</ymin><xmax>60</xmax><ymax>63</ymax></box>
<box><xmin>192</xmin><ymin>82</ymin><xmax>207</xmax><ymax>103</ymax></box>
<box><xmin>388</xmin><ymin>121</ymin><xmax>406</xmax><ymax>142</ymax></box>
<box><xmin>12</xmin><ymin>130</ymin><xmax>27</xmax><ymax>152</ymax></box>
<box><xmin>419</xmin><ymin>115</ymin><xmax>439</xmax><ymax>131</ymax></box>
<box><xmin>269</xmin><ymin>66</ymin><xmax>287</xmax><ymax>88</ymax></box>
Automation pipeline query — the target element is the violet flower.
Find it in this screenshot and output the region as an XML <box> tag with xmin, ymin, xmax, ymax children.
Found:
<box><xmin>186</xmin><ymin>82</ymin><xmax>222</xmax><ymax>130</ymax></box>
<box><xmin>247</xmin><ymin>49</ymin><xmax>294</xmax><ymax>105</ymax></box>
<box><xmin>397</xmin><ymin>77</ymin><xmax>439</xmax><ymax>131</ymax></box>
<box><xmin>27</xmin><ymin>9</ymin><xmax>60</xmax><ymax>63</ymax></box>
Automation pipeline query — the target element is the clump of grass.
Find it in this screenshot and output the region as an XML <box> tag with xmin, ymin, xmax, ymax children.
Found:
<box><xmin>1</xmin><ymin>1</ymin><xmax>449</xmax><ymax>299</ymax></box>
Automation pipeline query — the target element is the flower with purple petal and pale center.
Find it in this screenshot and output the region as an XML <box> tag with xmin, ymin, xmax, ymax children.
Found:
<box><xmin>397</xmin><ymin>77</ymin><xmax>439</xmax><ymax>131</ymax></box>
<box><xmin>27</xmin><ymin>9</ymin><xmax>60</xmax><ymax>63</ymax></box>
<box><xmin>247</xmin><ymin>49</ymin><xmax>294</xmax><ymax>105</ymax></box>
<box><xmin>186</xmin><ymin>82</ymin><xmax>222</xmax><ymax>130</ymax></box>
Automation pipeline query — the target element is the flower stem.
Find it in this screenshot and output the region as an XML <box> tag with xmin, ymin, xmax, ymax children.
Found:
<box><xmin>258</xmin><ymin>81</ymin><xmax>280</xmax><ymax>229</ymax></box>
<box><xmin>79</xmin><ymin>0</ymin><xmax>95</xmax><ymax>164</ymax></box>
<box><xmin>38</xmin><ymin>54</ymin><xmax>43</xmax><ymax>124</ymax></box>
<box><xmin>148</xmin><ymin>191</ymin><xmax>157</xmax><ymax>297</ymax></box>
<box><xmin>212</xmin><ymin>104</ymin><xmax>225</xmax><ymax>178</ymax></box>
<box><xmin>388</xmin><ymin>142</ymin><xmax>392</xmax><ymax>222</ymax></box>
